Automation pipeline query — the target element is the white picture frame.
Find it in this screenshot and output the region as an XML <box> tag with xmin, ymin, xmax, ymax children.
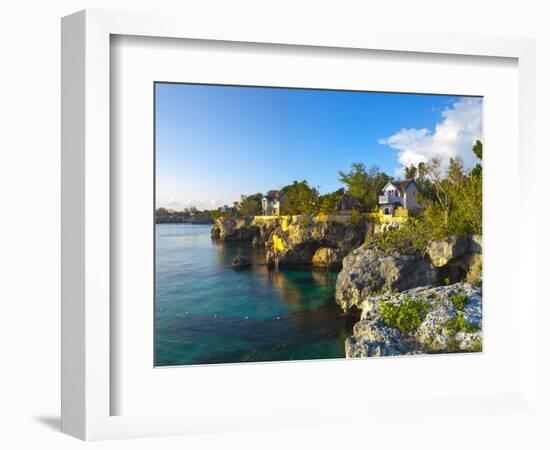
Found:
<box><xmin>61</xmin><ymin>9</ymin><xmax>539</xmax><ymax>441</ymax></box>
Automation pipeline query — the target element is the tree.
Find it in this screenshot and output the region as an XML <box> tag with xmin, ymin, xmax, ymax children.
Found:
<box><xmin>423</xmin><ymin>157</ymin><xmax>452</xmax><ymax>227</ymax></box>
<box><xmin>471</xmin><ymin>140</ymin><xmax>483</xmax><ymax>179</ymax></box>
<box><xmin>367</xmin><ymin>141</ymin><xmax>483</xmax><ymax>255</ymax></box>
<box><xmin>408</xmin><ymin>162</ymin><xmax>436</xmax><ymax>206</ymax></box>
<box><xmin>338</xmin><ymin>163</ymin><xmax>368</xmax><ymax>203</ymax></box>
<box><xmin>338</xmin><ymin>163</ymin><xmax>389</xmax><ymax>212</ymax></box>
<box><xmin>472</xmin><ymin>140</ymin><xmax>482</xmax><ymax>160</ymax></box>
<box><xmin>447</xmin><ymin>143</ymin><xmax>482</xmax><ymax>234</ymax></box>
<box><xmin>421</xmin><ymin>144</ymin><xmax>483</xmax><ymax>236</ymax></box>
<box><xmin>318</xmin><ymin>188</ymin><xmax>345</xmax><ymax>213</ymax></box>
<box><xmin>237</xmin><ymin>193</ymin><xmax>262</xmax><ymax>217</ymax></box>
<box><xmin>447</xmin><ymin>157</ymin><xmax>465</xmax><ymax>187</ymax></box>
<box><xmin>404</xmin><ymin>165</ymin><xmax>418</xmax><ymax>179</ymax></box>
<box><xmin>280</xmin><ymin>180</ymin><xmax>319</xmax><ymax>215</ymax></box>
<box><xmin>448</xmin><ymin>172</ymin><xmax>482</xmax><ymax>235</ymax></box>
<box><xmin>418</xmin><ymin>162</ymin><xmax>427</xmax><ymax>178</ymax></box>
<box><xmin>155</xmin><ymin>207</ymin><xmax>170</xmax><ymax>217</ymax></box>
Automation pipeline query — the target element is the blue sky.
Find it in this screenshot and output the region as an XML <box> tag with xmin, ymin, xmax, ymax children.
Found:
<box><xmin>155</xmin><ymin>83</ymin><xmax>482</xmax><ymax>210</ymax></box>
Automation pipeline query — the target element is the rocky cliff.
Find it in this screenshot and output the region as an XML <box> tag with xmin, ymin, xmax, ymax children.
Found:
<box><xmin>345</xmin><ymin>283</ymin><xmax>482</xmax><ymax>357</ymax></box>
<box><xmin>335</xmin><ymin>234</ymin><xmax>482</xmax><ymax>313</ymax></box>
<box><xmin>266</xmin><ymin>216</ymin><xmax>368</xmax><ymax>267</ymax></box>
<box><xmin>335</xmin><ymin>247</ymin><xmax>437</xmax><ymax>312</ymax></box>
<box><xmin>212</xmin><ymin>215</ymin><xmax>483</xmax><ymax>357</ymax></box>
<box><xmin>211</xmin><ymin>216</ymin><xmax>282</xmax><ymax>246</ymax></box>
<box><xmin>211</xmin><ymin>215</ymin><xmax>369</xmax><ymax>267</ymax></box>
<box><xmin>335</xmin><ymin>232</ymin><xmax>483</xmax><ymax>356</ymax></box>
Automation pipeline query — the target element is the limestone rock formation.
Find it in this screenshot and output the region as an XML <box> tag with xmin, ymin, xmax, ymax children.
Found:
<box><xmin>211</xmin><ymin>217</ymin><xmax>282</xmax><ymax>244</ymax></box>
<box><xmin>211</xmin><ymin>217</ymin><xmax>258</xmax><ymax>241</ymax></box>
<box><xmin>311</xmin><ymin>247</ymin><xmax>342</xmax><ymax>268</ymax></box>
<box><xmin>427</xmin><ymin>236</ymin><xmax>468</xmax><ymax>267</ymax></box>
<box><xmin>335</xmin><ymin>246</ymin><xmax>437</xmax><ymax>313</ymax></box>
<box><xmin>266</xmin><ymin>216</ymin><xmax>367</xmax><ymax>267</ymax></box>
<box><xmin>345</xmin><ymin>283</ymin><xmax>482</xmax><ymax>358</ymax></box>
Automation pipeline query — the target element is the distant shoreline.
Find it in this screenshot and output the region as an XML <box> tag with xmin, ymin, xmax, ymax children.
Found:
<box><xmin>155</xmin><ymin>217</ymin><xmax>214</xmax><ymax>225</ymax></box>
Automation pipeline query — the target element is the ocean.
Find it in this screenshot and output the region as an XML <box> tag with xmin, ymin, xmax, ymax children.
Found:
<box><xmin>155</xmin><ymin>223</ymin><xmax>354</xmax><ymax>366</ymax></box>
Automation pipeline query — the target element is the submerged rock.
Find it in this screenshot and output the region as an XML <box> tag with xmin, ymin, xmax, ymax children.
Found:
<box><xmin>231</xmin><ymin>255</ymin><xmax>252</xmax><ymax>270</ymax></box>
<box><xmin>345</xmin><ymin>283</ymin><xmax>482</xmax><ymax>358</ymax></box>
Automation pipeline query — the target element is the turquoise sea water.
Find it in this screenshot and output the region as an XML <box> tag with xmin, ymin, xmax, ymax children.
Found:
<box><xmin>155</xmin><ymin>224</ymin><xmax>354</xmax><ymax>366</ymax></box>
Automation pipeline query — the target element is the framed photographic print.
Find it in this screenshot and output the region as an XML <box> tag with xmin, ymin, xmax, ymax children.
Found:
<box><xmin>153</xmin><ymin>82</ymin><xmax>483</xmax><ymax>367</ymax></box>
<box><xmin>62</xmin><ymin>9</ymin><xmax>539</xmax><ymax>441</ymax></box>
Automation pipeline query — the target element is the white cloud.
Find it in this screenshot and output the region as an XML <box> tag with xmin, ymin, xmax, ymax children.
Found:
<box><xmin>159</xmin><ymin>196</ymin><xmax>228</xmax><ymax>211</ymax></box>
<box><xmin>379</xmin><ymin>97</ymin><xmax>483</xmax><ymax>174</ymax></box>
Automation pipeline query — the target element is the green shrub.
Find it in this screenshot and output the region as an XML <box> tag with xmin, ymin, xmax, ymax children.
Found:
<box><xmin>380</xmin><ymin>297</ymin><xmax>429</xmax><ymax>334</ymax></box>
<box><xmin>449</xmin><ymin>291</ymin><xmax>469</xmax><ymax>311</ymax></box>
<box><xmin>470</xmin><ymin>337</ymin><xmax>483</xmax><ymax>352</ymax></box>
<box><xmin>446</xmin><ymin>312</ymin><xmax>477</xmax><ymax>337</ymax></box>
<box><xmin>365</xmin><ymin>218</ymin><xmax>435</xmax><ymax>255</ymax></box>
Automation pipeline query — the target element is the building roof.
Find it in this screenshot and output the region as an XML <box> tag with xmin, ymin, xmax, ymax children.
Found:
<box><xmin>381</xmin><ymin>179</ymin><xmax>416</xmax><ymax>194</ymax></box>
<box><xmin>264</xmin><ymin>190</ymin><xmax>284</xmax><ymax>201</ymax></box>
<box><xmin>264</xmin><ymin>191</ymin><xmax>280</xmax><ymax>200</ymax></box>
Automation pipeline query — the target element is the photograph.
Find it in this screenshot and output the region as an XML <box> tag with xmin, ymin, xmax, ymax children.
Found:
<box><xmin>154</xmin><ymin>83</ymin><xmax>483</xmax><ymax>367</ymax></box>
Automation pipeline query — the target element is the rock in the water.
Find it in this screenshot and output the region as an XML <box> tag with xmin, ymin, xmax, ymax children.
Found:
<box><xmin>311</xmin><ymin>247</ymin><xmax>342</xmax><ymax>268</ymax></box>
<box><xmin>346</xmin><ymin>283</ymin><xmax>482</xmax><ymax>358</ymax></box>
<box><xmin>335</xmin><ymin>246</ymin><xmax>437</xmax><ymax>312</ymax></box>
<box><xmin>427</xmin><ymin>236</ymin><xmax>468</xmax><ymax>267</ymax></box>
<box><xmin>231</xmin><ymin>255</ymin><xmax>252</xmax><ymax>270</ymax></box>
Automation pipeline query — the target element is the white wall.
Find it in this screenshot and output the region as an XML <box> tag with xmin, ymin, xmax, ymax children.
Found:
<box><xmin>0</xmin><ymin>1</ymin><xmax>548</xmax><ymax>449</ymax></box>
<box><xmin>405</xmin><ymin>182</ymin><xmax>420</xmax><ymax>211</ymax></box>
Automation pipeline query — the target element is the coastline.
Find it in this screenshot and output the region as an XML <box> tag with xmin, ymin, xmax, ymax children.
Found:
<box><xmin>155</xmin><ymin>217</ymin><xmax>214</xmax><ymax>225</ymax></box>
<box><xmin>209</xmin><ymin>214</ymin><xmax>483</xmax><ymax>358</ymax></box>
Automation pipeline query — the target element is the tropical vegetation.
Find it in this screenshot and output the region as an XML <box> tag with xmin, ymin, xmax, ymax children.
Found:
<box><xmin>157</xmin><ymin>140</ymin><xmax>483</xmax><ymax>241</ymax></box>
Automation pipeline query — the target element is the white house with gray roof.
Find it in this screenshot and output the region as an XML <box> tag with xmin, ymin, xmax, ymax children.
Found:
<box><xmin>262</xmin><ymin>190</ymin><xmax>285</xmax><ymax>216</ymax></box>
<box><xmin>378</xmin><ymin>179</ymin><xmax>420</xmax><ymax>215</ymax></box>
